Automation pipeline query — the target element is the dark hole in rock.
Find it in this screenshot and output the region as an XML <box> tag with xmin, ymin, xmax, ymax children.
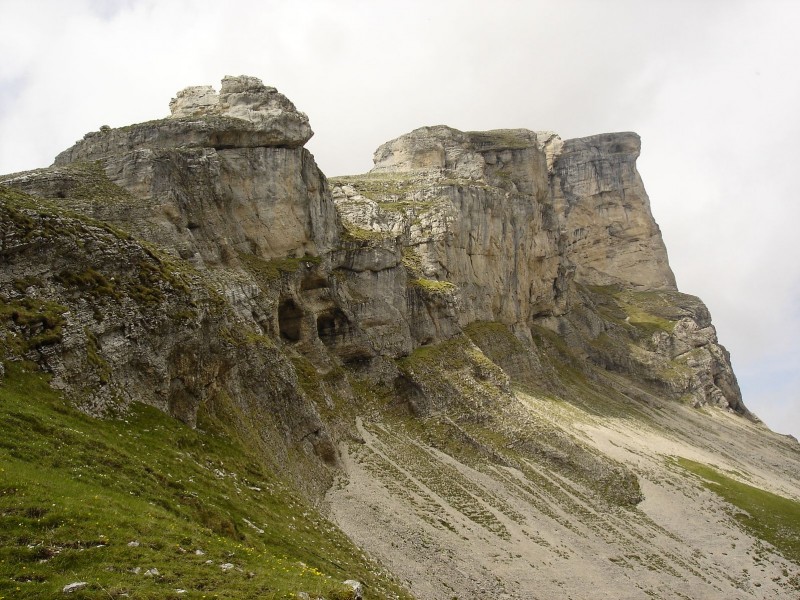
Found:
<box><xmin>343</xmin><ymin>354</ymin><xmax>372</xmax><ymax>370</ymax></box>
<box><xmin>394</xmin><ymin>374</ymin><xmax>425</xmax><ymax>416</ymax></box>
<box><xmin>316</xmin><ymin>307</ymin><xmax>349</xmax><ymax>345</ymax></box>
<box><xmin>301</xmin><ymin>274</ymin><xmax>328</xmax><ymax>291</ymax></box>
<box><xmin>278</xmin><ymin>299</ymin><xmax>302</xmax><ymax>342</ymax></box>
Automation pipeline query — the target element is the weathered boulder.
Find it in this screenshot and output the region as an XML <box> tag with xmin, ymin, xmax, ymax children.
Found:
<box><xmin>62</xmin><ymin>582</ymin><xmax>88</xmax><ymax>593</ymax></box>
<box><xmin>168</xmin><ymin>85</ymin><xmax>220</xmax><ymax>117</ymax></box>
<box><xmin>343</xmin><ymin>579</ymin><xmax>364</xmax><ymax>600</ymax></box>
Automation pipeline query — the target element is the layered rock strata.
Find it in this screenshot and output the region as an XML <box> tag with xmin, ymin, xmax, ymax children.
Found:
<box><xmin>7</xmin><ymin>74</ymin><xmax>800</xmax><ymax>600</ymax></box>
<box><xmin>1</xmin><ymin>74</ymin><xmax>746</xmax><ymax>446</ymax></box>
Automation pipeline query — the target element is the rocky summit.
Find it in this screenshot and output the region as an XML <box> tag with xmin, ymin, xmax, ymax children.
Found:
<box><xmin>0</xmin><ymin>75</ymin><xmax>798</xmax><ymax>600</ymax></box>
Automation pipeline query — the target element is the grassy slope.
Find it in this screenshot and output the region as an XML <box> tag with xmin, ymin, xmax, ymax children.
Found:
<box><xmin>676</xmin><ymin>458</ymin><xmax>800</xmax><ymax>568</ymax></box>
<box><xmin>0</xmin><ymin>363</ymin><xmax>411</xmax><ymax>600</ymax></box>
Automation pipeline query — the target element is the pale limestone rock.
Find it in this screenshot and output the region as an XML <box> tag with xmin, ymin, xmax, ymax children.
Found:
<box><xmin>345</xmin><ymin>126</ymin><xmax>566</xmax><ymax>332</ymax></box>
<box><xmin>54</xmin><ymin>76</ymin><xmax>312</xmax><ymax>166</ymax></box>
<box><xmin>38</xmin><ymin>78</ymin><xmax>337</xmax><ymax>269</ymax></box>
<box><xmin>3</xmin><ymin>80</ymin><xmax>746</xmax><ymax>426</ymax></box>
<box><xmin>167</xmin><ymin>75</ymin><xmax>313</xmax><ymax>138</ymax></box>
<box><xmin>169</xmin><ymin>85</ymin><xmax>219</xmax><ymax>117</ymax></box>
<box><xmin>552</xmin><ymin>132</ymin><xmax>677</xmax><ymax>290</ymax></box>
<box><xmin>62</xmin><ymin>582</ymin><xmax>88</xmax><ymax>593</ymax></box>
<box><xmin>536</xmin><ymin>130</ymin><xmax>564</xmax><ymax>173</ymax></box>
<box><xmin>0</xmin><ymin>76</ymin><xmax>771</xmax><ymax>600</ymax></box>
<box><xmin>343</xmin><ymin>580</ymin><xmax>364</xmax><ymax>599</ymax></box>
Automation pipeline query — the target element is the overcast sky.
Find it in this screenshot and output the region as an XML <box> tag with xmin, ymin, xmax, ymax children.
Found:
<box><xmin>1</xmin><ymin>0</ymin><xmax>798</xmax><ymax>439</ymax></box>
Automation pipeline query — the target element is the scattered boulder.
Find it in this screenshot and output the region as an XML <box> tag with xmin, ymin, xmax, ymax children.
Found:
<box><xmin>62</xmin><ymin>582</ymin><xmax>88</xmax><ymax>593</ymax></box>
<box><xmin>343</xmin><ymin>579</ymin><xmax>363</xmax><ymax>600</ymax></box>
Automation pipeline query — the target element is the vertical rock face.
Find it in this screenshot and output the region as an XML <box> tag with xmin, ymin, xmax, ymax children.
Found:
<box><xmin>334</xmin><ymin>124</ymin><xmax>741</xmax><ymax>413</ymax></box>
<box><xmin>552</xmin><ymin>133</ymin><xmax>677</xmax><ymax>290</ymax></box>
<box><xmin>353</xmin><ymin>126</ymin><xmax>566</xmax><ymax>330</ymax></box>
<box><xmin>46</xmin><ymin>76</ymin><xmax>335</xmax><ymax>269</ymax></box>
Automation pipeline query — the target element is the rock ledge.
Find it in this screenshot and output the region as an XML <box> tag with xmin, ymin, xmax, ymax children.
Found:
<box><xmin>54</xmin><ymin>75</ymin><xmax>312</xmax><ymax>165</ymax></box>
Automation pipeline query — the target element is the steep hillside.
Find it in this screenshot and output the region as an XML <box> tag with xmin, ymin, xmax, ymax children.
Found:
<box><xmin>1</xmin><ymin>75</ymin><xmax>798</xmax><ymax>599</ymax></box>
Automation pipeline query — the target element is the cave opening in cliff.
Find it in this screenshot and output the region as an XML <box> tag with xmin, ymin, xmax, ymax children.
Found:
<box><xmin>316</xmin><ymin>307</ymin><xmax>349</xmax><ymax>345</ymax></box>
<box><xmin>278</xmin><ymin>299</ymin><xmax>302</xmax><ymax>342</ymax></box>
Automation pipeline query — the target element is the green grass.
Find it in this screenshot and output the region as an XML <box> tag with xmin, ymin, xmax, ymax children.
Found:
<box><xmin>0</xmin><ymin>162</ymin><xmax>138</xmax><ymax>215</ymax></box>
<box><xmin>236</xmin><ymin>251</ymin><xmax>322</xmax><ymax>284</ymax></box>
<box><xmin>340</xmin><ymin>224</ymin><xmax>393</xmax><ymax>243</ymax></box>
<box><xmin>585</xmin><ymin>286</ymin><xmax>676</xmax><ymax>335</ymax></box>
<box><xmin>409</xmin><ymin>279</ymin><xmax>456</xmax><ymax>294</ymax></box>
<box><xmin>675</xmin><ymin>458</ymin><xmax>800</xmax><ymax>565</ymax></box>
<box><xmin>619</xmin><ymin>302</ymin><xmax>675</xmax><ymax>334</ymax></box>
<box><xmin>465</xmin><ymin>129</ymin><xmax>534</xmax><ymax>151</ymax></box>
<box><xmin>0</xmin><ymin>298</ymin><xmax>67</xmax><ymax>355</ymax></box>
<box><xmin>0</xmin><ymin>186</ymin><xmax>192</xmax><ymax>311</ymax></box>
<box><xmin>329</xmin><ymin>172</ymin><xmax>421</xmax><ymax>199</ymax></box>
<box><xmin>0</xmin><ymin>363</ymin><xmax>411</xmax><ymax>599</ymax></box>
<box><xmin>464</xmin><ymin>321</ymin><xmax>526</xmax><ymax>364</ymax></box>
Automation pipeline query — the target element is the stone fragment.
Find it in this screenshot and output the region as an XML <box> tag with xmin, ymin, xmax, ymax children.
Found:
<box><xmin>169</xmin><ymin>85</ymin><xmax>219</xmax><ymax>117</ymax></box>
<box><xmin>343</xmin><ymin>579</ymin><xmax>363</xmax><ymax>600</ymax></box>
<box><xmin>62</xmin><ymin>582</ymin><xmax>88</xmax><ymax>593</ymax></box>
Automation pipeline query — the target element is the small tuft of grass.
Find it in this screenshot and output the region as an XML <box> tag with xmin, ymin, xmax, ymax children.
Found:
<box><xmin>409</xmin><ymin>279</ymin><xmax>456</xmax><ymax>294</ymax></box>
<box><xmin>0</xmin><ymin>297</ymin><xmax>67</xmax><ymax>354</ymax></box>
<box><xmin>237</xmin><ymin>252</ymin><xmax>322</xmax><ymax>284</ymax></box>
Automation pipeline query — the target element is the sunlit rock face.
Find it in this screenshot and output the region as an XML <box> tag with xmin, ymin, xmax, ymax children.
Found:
<box><xmin>552</xmin><ymin>132</ymin><xmax>677</xmax><ymax>290</ymax></box>
<box><xmin>46</xmin><ymin>76</ymin><xmax>333</xmax><ymax>269</ymax></box>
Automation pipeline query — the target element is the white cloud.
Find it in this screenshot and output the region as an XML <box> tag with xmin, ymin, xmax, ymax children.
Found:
<box><xmin>1</xmin><ymin>0</ymin><xmax>797</xmax><ymax>437</ymax></box>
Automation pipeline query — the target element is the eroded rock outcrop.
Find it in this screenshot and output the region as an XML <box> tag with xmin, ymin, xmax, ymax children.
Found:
<box><xmin>332</xmin><ymin>124</ymin><xmax>740</xmax><ymax>414</ymax></box>
<box><xmin>55</xmin><ymin>75</ymin><xmax>312</xmax><ymax>166</ymax></box>
<box><xmin>1</xmin><ymin>75</ymin><xmax>747</xmax><ymax>459</ymax></box>
<box><xmin>1</xmin><ymin>74</ymin><xmax>771</xmax><ymax>600</ymax></box>
<box><xmin>553</xmin><ymin>133</ymin><xmax>677</xmax><ymax>290</ymax></box>
<box><xmin>19</xmin><ymin>77</ymin><xmax>334</xmax><ymax>271</ymax></box>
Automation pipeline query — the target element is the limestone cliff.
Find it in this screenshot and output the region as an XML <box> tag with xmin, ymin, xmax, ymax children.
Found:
<box><xmin>1</xmin><ymin>76</ymin><xmax>792</xmax><ymax>600</ymax></box>
<box><xmin>0</xmin><ymin>73</ymin><xmax>745</xmax><ymax>460</ymax></box>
